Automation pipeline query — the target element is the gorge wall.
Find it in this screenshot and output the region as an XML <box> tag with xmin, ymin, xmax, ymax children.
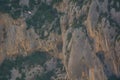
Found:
<box><xmin>0</xmin><ymin>0</ymin><xmax>120</xmax><ymax>80</ymax></box>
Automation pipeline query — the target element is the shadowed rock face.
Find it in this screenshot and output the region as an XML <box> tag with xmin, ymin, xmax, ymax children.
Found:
<box><xmin>0</xmin><ymin>0</ymin><xmax>120</xmax><ymax>80</ymax></box>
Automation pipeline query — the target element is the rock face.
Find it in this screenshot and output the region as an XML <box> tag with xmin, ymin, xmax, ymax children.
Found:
<box><xmin>0</xmin><ymin>14</ymin><xmax>40</xmax><ymax>62</ymax></box>
<box><xmin>0</xmin><ymin>0</ymin><xmax>120</xmax><ymax>80</ymax></box>
<box><xmin>58</xmin><ymin>0</ymin><xmax>120</xmax><ymax>80</ymax></box>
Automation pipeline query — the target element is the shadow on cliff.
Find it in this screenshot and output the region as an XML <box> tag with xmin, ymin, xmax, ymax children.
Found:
<box><xmin>96</xmin><ymin>51</ymin><xmax>120</xmax><ymax>80</ymax></box>
<box><xmin>108</xmin><ymin>75</ymin><xmax>120</xmax><ymax>80</ymax></box>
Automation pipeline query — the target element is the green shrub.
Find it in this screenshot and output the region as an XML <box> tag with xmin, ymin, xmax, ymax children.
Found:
<box><xmin>67</xmin><ymin>32</ymin><xmax>72</xmax><ymax>43</ymax></box>
<box><xmin>0</xmin><ymin>52</ymin><xmax>50</xmax><ymax>80</ymax></box>
<box><xmin>52</xmin><ymin>0</ymin><xmax>63</xmax><ymax>5</ymax></box>
<box><xmin>0</xmin><ymin>0</ymin><xmax>22</xmax><ymax>19</ymax></box>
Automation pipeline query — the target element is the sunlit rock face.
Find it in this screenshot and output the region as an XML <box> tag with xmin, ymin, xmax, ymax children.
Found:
<box><xmin>59</xmin><ymin>0</ymin><xmax>120</xmax><ymax>80</ymax></box>
<box><xmin>0</xmin><ymin>0</ymin><xmax>120</xmax><ymax>80</ymax></box>
<box><xmin>0</xmin><ymin>14</ymin><xmax>40</xmax><ymax>61</ymax></box>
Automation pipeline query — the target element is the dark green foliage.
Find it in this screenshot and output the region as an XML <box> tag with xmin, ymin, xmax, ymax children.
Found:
<box><xmin>35</xmin><ymin>71</ymin><xmax>54</xmax><ymax>80</ymax></box>
<box><xmin>25</xmin><ymin>52</ymin><xmax>50</xmax><ymax>66</ymax></box>
<box><xmin>72</xmin><ymin>15</ymin><xmax>86</xmax><ymax>28</ymax></box>
<box><xmin>67</xmin><ymin>32</ymin><xmax>72</xmax><ymax>42</ymax></box>
<box><xmin>106</xmin><ymin>1</ymin><xmax>120</xmax><ymax>31</ymax></box>
<box><xmin>15</xmin><ymin>72</ymin><xmax>25</xmax><ymax>80</ymax></box>
<box><xmin>98</xmin><ymin>0</ymin><xmax>104</xmax><ymax>3</ymax></box>
<box><xmin>20</xmin><ymin>72</ymin><xmax>26</xmax><ymax>80</ymax></box>
<box><xmin>16</xmin><ymin>77</ymin><xmax>21</xmax><ymax>80</ymax></box>
<box><xmin>96</xmin><ymin>51</ymin><xmax>105</xmax><ymax>64</ymax></box>
<box><xmin>107</xmin><ymin>15</ymin><xmax>120</xmax><ymax>30</ymax></box>
<box><xmin>78</xmin><ymin>14</ymin><xmax>87</xmax><ymax>23</ymax></box>
<box><xmin>26</xmin><ymin>3</ymin><xmax>58</xmax><ymax>27</ymax></box>
<box><xmin>29</xmin><ymin>0</ymin><xmax>35</xmax><ymax>10</ymax></box>
<box><xmin>56</xmin><ymin>59</ymin><xmax>64</xmax><ymax>69</ymax></box>
<box><xmin>51</xmin><ymin>0</ymin><xmax>63</xmax><ymax>5</ymax></box>
<box><xmin>26</xmin><ymin>2</ymin><xmax>61</xmax><ymax>39</ymax></box>
<box><xmin>108</xmin><ymin>0</ymin><xmax>120</xmax><ymax>12</ymax></box>
<box><xmin>0</xmin><ymin>0</ymin><xmax>21</xmax><ymax>19</ymax></box>
<box><xmin>51</xmin><ymin>18</ymin><xmax>61</xmax><ymax>35</ymax></box>
<box><xmin>0</xmin><ymin>0</ymin><xmax>11</xmax><ymax>13</ymax></box>
<box><xmin>71</xmin><ymin>0</ymin><xmax>89</xmax><ymax>8</ymax></box>
<box><xmin>0</xmin><ymin>0</ymin><xmax>62</xmax><ymax>39</ymax></box>
<box><xmin>0</xmin><ymin>51</ymin><xmax>50</xmax><ymax>80</ymax></box>
<box><xmin>35</xmin><ymin>58</ymin><xmax>64</xmax><ymax>80</ymax></box>
<box><xmin>116</xmin><ymin>35</ymin><xmax>120</xmax><ymax>42</ymax></box>
<box><xmin>0</xmin><ymin>51</ymin><xmax>64</xmax><ymax>80</ymax></box>
<box><xmin>98</xmin><ymin>12</ymin><xmax>107</xmax><ymax>23</ymax></box>
<box><xmin>11</xmin><ymin>10</ymin><xmax>21</xmax><ymax>19</ymax></box>
<box><xmin>22</xmin><ymin>6</ymin><xmax>29</xmax><ymax>12</ymax></box>
<box><xmin>96</xmin><ymin>5</ymin><xmax>99</xmax><ymax>12</ymax></box>
<box><xmin>0</xmin><ymin>59</ymin><xmax>14</xmax><ymax>80</ymax></box>
<box><xmin>108</xmin><ymin>75</ymin><xmax>120</xmax><ymax>80</ymax></box>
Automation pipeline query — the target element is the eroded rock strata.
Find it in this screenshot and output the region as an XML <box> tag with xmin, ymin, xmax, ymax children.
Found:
<box><xmin>0</xmin><ymin>0</ymin><xmax>120</xmax><ymax>80</ymax></box>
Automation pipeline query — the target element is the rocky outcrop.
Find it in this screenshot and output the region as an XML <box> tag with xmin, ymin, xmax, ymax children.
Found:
<box><xmin>57</xmin><ymin>0</ymin><xmax>120</xmax><ymax>80</ymax></box>
<box><xmin>0</xmin><ymin>0</ymin><xmax>120</xmax><ymax>80</ymax></box>
<box><xmin>0</xmin><ymin>13</ymin><xmax>39</xmax><ymax>63</ymax></box>
<box><xmin>0</xmin><ymin>13</ymin><xmax>63</xmax><ymax>64</ymax></box>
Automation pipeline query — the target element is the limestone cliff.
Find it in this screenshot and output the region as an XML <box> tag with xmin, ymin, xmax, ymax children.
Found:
<box><xmin>0</xmin><ymin>14</ymin><xmax>40</xmax><ymax>63</ymax></box>
<box><xmin>0</xmin><ymin>0</ymin><xmax>120</xmax><ymax>80</ymax></box>
<box><xmin>59</xmin><ymin>0</ymin><xmax>120</xmax><ymax>80</ymax></box>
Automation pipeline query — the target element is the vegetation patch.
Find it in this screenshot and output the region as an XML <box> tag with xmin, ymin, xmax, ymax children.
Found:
<box><xmin>0</xmin><ymin>0</ymin><xmax>21</xmax><ymax>19</ymax></box>
<box><xmin>51</xmin><ymin>0</ymin><xmax>63</xmax><ymax>5</ymax></box>
<box><xmin>0</xmin><ymin>51</ymin><xmax>65</xmax><ymax>80</ymax></box>
<box><xmin>108</xmin><ymin>0</ymin><xmax>120</xmax><ymax>12</ymax></box>
<box><xmin>72</xmin><ymin>15</ymin><xmax>86</xmax><ymax>28</ymax></box>
<box><xmin>26</xmin><ymin>2</ymin><xmax>61</xmax><ymax>39</ymax></box>
<box><xmin>97</xmin><ymin>12</ymin><xmax>107</xmax><ymax>23</ymax></box>
<box><xmin>35</xmin><ymin>71</ymin><xmax>54</xmax><ymax>80</ymax></box>
<box><xmin>0</xmin><ymin>51</ymin><xmax>50</xmax><ymax>80</ymax></box>
<box><xmin>67</xmin><ymin>32</ymin><xmax>72</xmax><ymax>43</ymax></box>
<box><xmin>108</xmin><ymin>75</ymin><xmax>120</xmax><ymax>80</ymax></box>
<box><xmin>0</xmin><ymin>0</ymin><xmax>62</xmax><ymax>39</ymax></box>
<box><xmin>98</xmin><ymin>0</ymin><xmax>104</xmax><ymax>3</ymax></box>
<box><xmin>71</xmin><ymin>0</ymin><xmax>90</xmax><ymax>8</ymax></box>
<box><xmin>26</xmin><ymin>2</ymin><xmax>58</xmax><ymax>28</ymax></box>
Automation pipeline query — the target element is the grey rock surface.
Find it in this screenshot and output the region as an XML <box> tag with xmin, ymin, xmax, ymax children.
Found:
<box><xmin>0</xmin><ymin>0</ymin><xmax>120</xmax><ymax>80</ymax></box>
